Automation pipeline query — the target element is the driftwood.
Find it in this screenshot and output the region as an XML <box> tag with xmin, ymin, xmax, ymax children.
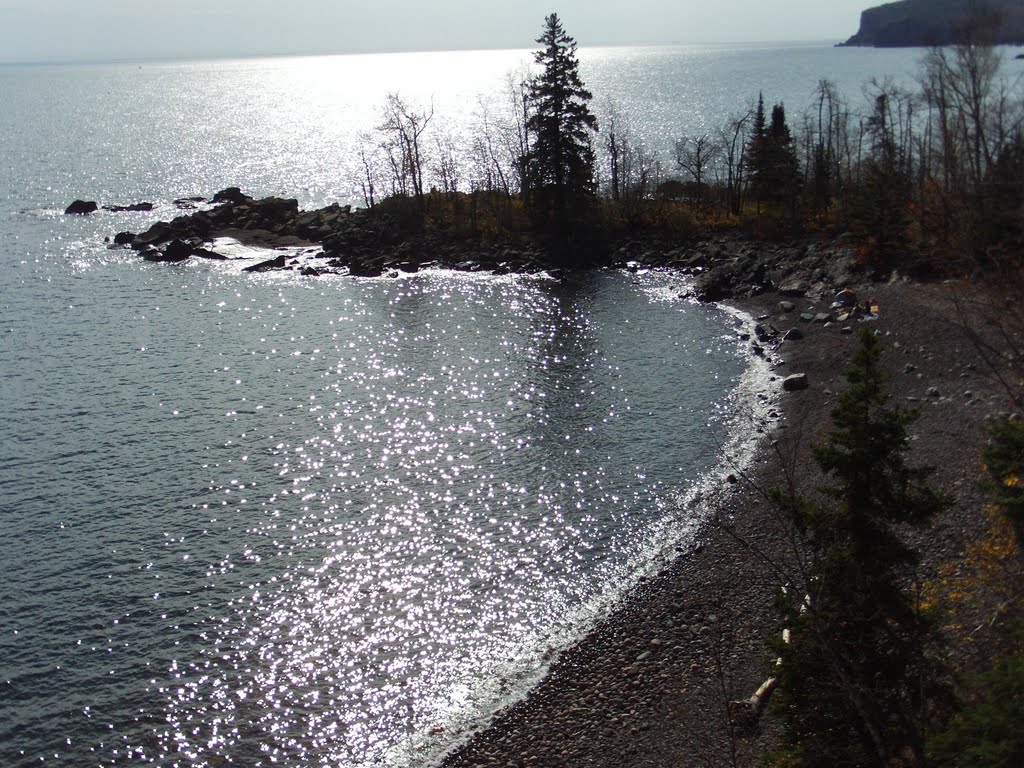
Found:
<box><xmin>730</xmin><ymin>595</ymin><xmax>803</xmax><ymax>730</ymax></box>
<box><xmin>729</xmin><ymin>675</ymin><xmax>780</xmax><ymax>729</ymax></box>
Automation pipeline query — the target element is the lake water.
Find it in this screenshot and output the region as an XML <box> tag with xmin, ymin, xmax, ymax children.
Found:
<box><xmin>1</xmin><ymin>42</ymin><xmax>926</xmax><ymax>767</ymax></box>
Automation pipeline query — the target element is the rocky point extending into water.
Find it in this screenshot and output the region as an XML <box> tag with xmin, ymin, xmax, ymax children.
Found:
<box><xmin>105</xmin><ymin>188</ymin><xmax>871</xmax><ymax>308</ymax></box>
<box><xmin>109</xmin><ymin>187</ymin><xmax>553</xmax><ymax>278</ymax></box>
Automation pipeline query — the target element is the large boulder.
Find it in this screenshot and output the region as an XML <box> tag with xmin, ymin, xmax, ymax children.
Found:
<box><xmin>783</xmin><ymin>373</ymin><xmax>809</xmax><ymax>392</ymax></box>
<box><xmin>833</xmin><ymin>287</ymin><xmax>857</xmax><ymax>308</ymax></box>
<box><xmin>159</xmin><ymin>239</ymin><xmax>193</xmax><ymax>262</ymax></box>
<box><xmin>65</xmin><ymin>200</ymin><xmax>98</xmax><ymax>215</ymax></box>
<box><xmin>132</xmin><ymin>221</ymin><xmax>174</xmax><ymax>248</ymax></box>
<box><xmin>250</xmin><ymin>197</ymin><xmax>299</xmax><ymax>225</ymax></box>
<box><xmin>142</xmin><ymin>240</ymin><xmax>192</xmax><ymax>263</ymax></box>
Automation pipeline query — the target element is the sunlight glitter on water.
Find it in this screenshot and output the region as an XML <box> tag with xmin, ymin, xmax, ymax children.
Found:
<box><xmin>144</xmin><ymin>271</ymin><xmax>692</xmax><ymax>766</ymax></box>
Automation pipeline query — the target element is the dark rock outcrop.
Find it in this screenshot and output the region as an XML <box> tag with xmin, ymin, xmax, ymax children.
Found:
<box><xmin>65</xmin><ymin>200</ymin><xmax>98</xmax><ymax>215</ymax></box>
<box><xmin>142</xmin><ymin>241</ymin><xmax>191</xmax><ymax>263</ymax></box>
<box><xmin>243</xmin><ymin>253</ymin><xmax>288</xmax><ymax>273</ymax></box>
<box><xmin>841</xmin><ymin>0</ymin><xmax>1024</xmax><ymax>47</ymax></box>
<box><xmin>211</xmin><ymin>187</ymin><xmax>252</xmax><ymax>205</ymax></box>
<box><xmin>161</xmin><ymin>239</ymin><xmax>195</xmax><ymax>261</ymax></box>
<box><xmin>123</xmin><ymin>189</ymin><xmax>553</xmax><ymax>277</ymax></box>
<box><xmin>102</xmin><ymin>202</ymin><xmax>154</xmax><ymax>213</ymax></box>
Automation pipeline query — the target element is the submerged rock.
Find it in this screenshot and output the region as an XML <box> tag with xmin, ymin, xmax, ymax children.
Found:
<box><xmin>103</xmin><ymin>202</ymin><xmax>154</xmax><ymax>213</ymax></box>
<box><xmin>243</xmin><ymin>253</ymin><xmax>288</xmax><ymax>273</ymax></box>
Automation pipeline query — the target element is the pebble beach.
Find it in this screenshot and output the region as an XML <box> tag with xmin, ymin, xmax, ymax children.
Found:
<box><xmin>440</xmin><ymin>278</ymin><xmax>1007</xmax><ymax>768</ymax></box>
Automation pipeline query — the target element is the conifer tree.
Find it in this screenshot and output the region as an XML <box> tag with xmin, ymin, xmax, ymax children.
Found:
<box><xmin>524</xmin><ymin>13</ymin><xmax>598</xmax><ymax>239</ymax></box>
<box><xmin>748</xmin><ymin>98</ymin><xmax>799</xmax><ymax>212</ymax></box>
<box><xmin>746</xmin><ymin>93</ymin><xmax>768</xmax><ymax>207</ymax></box>
<box><xmin>771</xmin><ymin>329</ymin><xmax>950</xmax><ymax>767</ymax></box>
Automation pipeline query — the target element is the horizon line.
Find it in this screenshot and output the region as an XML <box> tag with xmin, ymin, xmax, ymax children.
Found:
<box><xmin>0</xmin><ymin>37</ymin><xmax>855</xmax><ymax>68</ymax></box>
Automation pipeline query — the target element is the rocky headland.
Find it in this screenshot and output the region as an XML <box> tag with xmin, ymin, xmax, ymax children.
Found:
<box><xmin>841</xmin><ymin>0</ymin><xmax>1024</xmax><ymax>47</ymax></box>
<box><xmin>101</xmin><ymin>188</ymin><xmax>869</xmax><ymax>311</ymax></box>
<box><xmin>102</xmin><ymin>188</ymin><xmax>555</xmax><ymax>278</ymax></box>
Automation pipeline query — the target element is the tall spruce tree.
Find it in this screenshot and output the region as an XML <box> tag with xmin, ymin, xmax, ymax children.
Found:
<box><xmin>748</xmin><ymin>98</ymin><xmax>799</xmax><ymax>211</ymax></box>
<box><xmin>524</xmin><ymin>13</ymin><xmax>598</xmax><ymax>240</ymax></box>
<box><xmin>771</xmin><ymin>329</ymin><xmax>950</xmax><ymax>767</ymax></box>
<box><xmin>747</xmin><ymin>92</ymin><xmax>768</xmax><ymax>203</ymax></box>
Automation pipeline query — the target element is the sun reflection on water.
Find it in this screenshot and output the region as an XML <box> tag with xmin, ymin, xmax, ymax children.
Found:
<box><xmin>113</xmin><ymin>269</ymin><xmax>747</xmax><ymax>767</ymax></box>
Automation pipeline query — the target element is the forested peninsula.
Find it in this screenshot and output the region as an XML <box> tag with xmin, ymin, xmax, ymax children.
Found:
<box><xmin>842</xmin><ymin>0</ymin><xmax>1024</xmax><ymax>47</ymax></box>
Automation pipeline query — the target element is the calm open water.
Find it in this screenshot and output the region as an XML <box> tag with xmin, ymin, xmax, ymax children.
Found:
<box><xmin>1</xmin><ymin>43</ymin><xmax>926</xmax><ymax>766</ymax></box>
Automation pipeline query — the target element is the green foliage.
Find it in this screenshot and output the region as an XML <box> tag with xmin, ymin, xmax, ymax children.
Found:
<box><xmin>524</xmin><ymin>13</ymin><xmax>598</xmax><ymax>243</ymax></box>
<box><xmin>771</xmin><ymin>329</ymin><xmax>951</xmax><ymax>768</ymax></box>
<box><xmin>981</xmin><ymin>415</ymin><xmax>1024</xmax><ymax>545</ymax></box>
<box><xmin>747</xmin><ymin>96</ymin><xmax>800</xmax><ymax>209</ymax></box>
<box><xmin>929</xmin><ymin>636</ymin><xmax>1024</xmax><ymax>768</ymax></box>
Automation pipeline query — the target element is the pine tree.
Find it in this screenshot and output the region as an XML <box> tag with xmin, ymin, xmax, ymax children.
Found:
<box><xmin>746</xmin><ymin>93</ymin><xmax>769</xmax><ymax>207</ymax></box>
<box><xmin>771</xmin><ymin>329</ymin><xmax>951</xmax><ymax>767</ymax></box>
<box><xmin>748</xmin><ymin>98</ymin><xmax>799</xmax><ymax>212</ymax></box>
<box><xmin>524</xmin><ymin>13</ymin><xmax>598</xmax><ymax>239</ymax></box>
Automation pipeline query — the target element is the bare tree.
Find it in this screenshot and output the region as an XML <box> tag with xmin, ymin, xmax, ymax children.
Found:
<box><xmin>717</xmin><ymin>108</ymin><xmax>754</xmax><ymax>216</ymax></box>
<box><xmin>378</xmin><ymin>93</ymin><xmax>434</xmax><ymax>208</ymax></box>
<box><xmin>470</xmin><ymin>99</ymin><xmax>512</xmax><ymax>195</ymax></box>
<box><xmin>913</xmin><ymin>18</ymin><xmax>1024</xmax><ymax>259</ymax></box>
<box><xmin>604</xmin><ymin>102</ymin><xmax>625</xmax><ymax>201</ymax></box>
<box><xmin>803</xmin><ymin>80</ymin><xmax>851</xmax><ymax>214</ymax></box>
<box><xmin>431</xmin><ymin>130</ymin><xmax>462</xmax><ymax>196</ymax></box>
<box><xmin>356</xmin><ymin>131</ymin><xmax>381</xmax><ymax>209</ymax></box>
<box><xmin>676</xmin><ymin>133</ymin><xmax>718</xmax><ymax>208</ymax></box>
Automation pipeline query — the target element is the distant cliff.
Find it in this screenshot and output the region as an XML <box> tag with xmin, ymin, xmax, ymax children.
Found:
<box><xmin>841</xmin><ymin>0</ymin><xmax>1024</xmax><ymax>46</ymax></box>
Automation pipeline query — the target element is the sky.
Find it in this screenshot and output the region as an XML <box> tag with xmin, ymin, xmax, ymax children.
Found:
<box><xmin>0</xmin><ymin>1</ymin><xmax>872</xmax><ymax>64</ymax></box>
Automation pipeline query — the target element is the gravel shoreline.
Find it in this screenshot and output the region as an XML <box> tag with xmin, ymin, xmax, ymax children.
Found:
<box><xmin>438</xmin><ymin>278</ymin><xmax>1007</xmax><ymax>768</ymax></box>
